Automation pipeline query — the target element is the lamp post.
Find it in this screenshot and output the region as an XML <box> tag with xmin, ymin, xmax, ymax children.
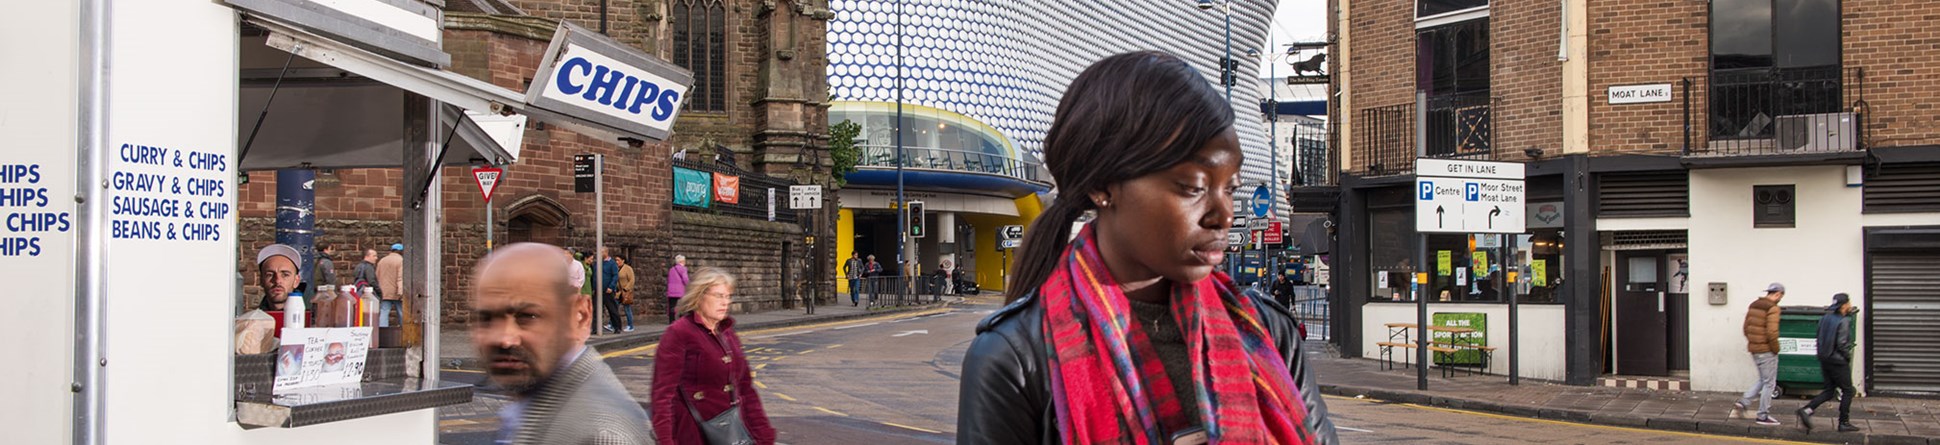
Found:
<box><xmin>1197</xmin><ymin>0</ymin><xmax>1233</xmax><ymax>104</ymax></box>
<box><xmin>895</xmin><ymin>0</ymin><xmax>906</xmax><ymax>282</ymax></box>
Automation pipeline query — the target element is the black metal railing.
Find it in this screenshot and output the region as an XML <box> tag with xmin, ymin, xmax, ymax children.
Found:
<box><xmin>1288</xmin><ymin>120</ymin><xmax>1332</xmax><ymax>187</ymax></box>
<box><xmin>1353</xmin><ymin>91</ymin><xmax>1495</xmax><ymax>176</ymax></box>
<box><xmin>838</xmin><ymin>275</ymin><xmax>957</xmax><ymax>307</ymax></box>
<box><xmin>672</xmin><ymin>158</ymin><xmax>801</xmax><ymax>224</ymax></box>
<box><xmin>1688</xmin><ymin>67</ymin><xmax>1865</xmax><ymax>156</ymax></box>
<box><xmin>855</xmin><ymin>144</ymin><xmax>1049</xmax><ymax>184</ymax></box>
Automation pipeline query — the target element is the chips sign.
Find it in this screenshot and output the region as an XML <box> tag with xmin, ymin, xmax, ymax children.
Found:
<box><xmin>472</xmin><ymin>167</ymin><xmax>503</xmax><ymax>202</ymax></box>
<box><xmin>524</xmin><ymin>22</ymin><xmax>695</xmax><ymax>142</ymax></box>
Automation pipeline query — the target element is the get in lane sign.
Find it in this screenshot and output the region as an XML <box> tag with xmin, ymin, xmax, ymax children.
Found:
<box><xmin>1416</xmin><ymin>159</ymin><xmax>1525</xmax><ymax>234</ymax></box>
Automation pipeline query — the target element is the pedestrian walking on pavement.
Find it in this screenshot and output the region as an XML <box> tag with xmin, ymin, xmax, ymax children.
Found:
<box><xmin>863</xmin><ymin>255</ymin><xmax>882</xmax><ymax>304</ymax></box>
<box><xmin>667</xmin><ymin>254</ymin><xmax>689</xmax><ymax>324</ymax></box>
<box><xmin>1798</xmin><ymin>293</ymin><xmax>1861</xmax><ymax>433</ymax></box>
<box><xmin>651</xmin><ymin>268</ymin><xmax>776</xmax><ymax>445</ymax></box>
<box><xmin>957</xmin><ymin>51</ymin><xmax>1335</xmax><ymax>445</ymax></box>
<box><xmin>600</xmin><ymin>247</ymin><xmax>623</xmax><ymax>334</ymax></box>
<box><xmin>617</xmin><ymin>253</ymin><xmax>637</xmax><ymax>332</ymax></box>
<box><xmin>468</xmin><ymin>243</ymin><xmax>652</xmax><ymax>445</ymax></box>
<box><xmin>313</xmin><ymin>243</ymin><xmax>338</xmax><ymax>295</ymax></box>
<box><xmin>844</xmin><ymin>251</ymin><xmax>863</xmax><ymax>306</ymax></box>
<box><xmin>353</xmin><ymin>248</ymin><xmax>379</xmax><ymax>293</ymax></box>
<box><xmin>376</xmin><ymin>243</ymin><xmax>405</xmax><ymax>326</ymax></box>
<box><xmin>1734</xmin><ymin>282</ymin><xmax>1787</xmax><ymax>426</ymax></box>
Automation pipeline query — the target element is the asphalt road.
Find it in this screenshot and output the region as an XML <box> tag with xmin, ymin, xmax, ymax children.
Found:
<box><xmin>442</xmin><ymin>297</ymin><xmax>1811</xmax><ymax>445</ymax></box>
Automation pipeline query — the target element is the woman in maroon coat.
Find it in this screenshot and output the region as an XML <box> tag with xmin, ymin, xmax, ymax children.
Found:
<box><xmin>651</xmin><ymin>268</ymin><xmax>776</xmax><ymax>445</ymax></box>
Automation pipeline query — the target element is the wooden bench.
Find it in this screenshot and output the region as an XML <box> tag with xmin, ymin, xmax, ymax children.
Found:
<box><xmin>1381</xmin><ymin>342</ymin><xmax>1458</xmax><ymax>371</ymax></box>
<box><xmin>1431</xmin><ymin>343</ymin><xmax>1495</xmax><ymax>377</ymax></box>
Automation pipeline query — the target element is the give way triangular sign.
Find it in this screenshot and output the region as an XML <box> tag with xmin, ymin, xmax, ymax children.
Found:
<box><xmin>473</xmin><ymin>167</ymin><xmax>504</xmax><ymax>203</ymax></box>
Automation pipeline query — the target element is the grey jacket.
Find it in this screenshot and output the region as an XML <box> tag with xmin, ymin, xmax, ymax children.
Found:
<box><xmin>509</xmin><ymin>349</ymin><xmax>655</xmax><ymax>445</ymax></box>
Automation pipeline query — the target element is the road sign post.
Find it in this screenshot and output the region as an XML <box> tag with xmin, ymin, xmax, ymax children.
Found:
<box><xmin>473</xmin><ymin>167</ymin><xmax>502</xmax><ymax>250</ymax></box>
<box><xmin>1413</xmin><ymin>153</ymin><xmax>1527</xmax><ymax>390</ymax></box>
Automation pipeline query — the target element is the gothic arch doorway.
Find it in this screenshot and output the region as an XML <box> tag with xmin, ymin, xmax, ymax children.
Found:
<box><xmin>503</xmin><ymin>195</ymin><xmax>571</xmax><ymax>246</ymax></box>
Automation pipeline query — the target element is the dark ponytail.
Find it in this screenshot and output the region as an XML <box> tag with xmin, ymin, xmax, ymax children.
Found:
<box><xmin>1002</xmin><ymin>51</ymin><xmax>1234</xmax><ymax>302</ymax></box>
<box><xmin>1003</xmin><ymin>199</ymin><xmax>1090</xmax><ymax>302</ymax></box>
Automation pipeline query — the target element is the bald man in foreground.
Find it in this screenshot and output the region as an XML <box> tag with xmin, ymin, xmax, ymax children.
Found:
<box><xmin>472</xmin><ymin>243</ymin><xmax>654</xmax><ymax>445</ymax></box>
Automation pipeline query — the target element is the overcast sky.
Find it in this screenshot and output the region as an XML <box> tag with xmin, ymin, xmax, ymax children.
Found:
<box><xmin>1267</xmin><ymin>0</ymin><xmax>1328</xmax><ymax>55</ymax></box>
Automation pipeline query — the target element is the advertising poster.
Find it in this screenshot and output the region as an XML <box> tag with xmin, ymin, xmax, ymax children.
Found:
<box><xmin>1432</xmin><ymin>312</ymin><xmax>1488</xmax><ymax>366</ymax></box>
<box><xmin>274</xmin><ymin>327</ymin><xmax>373</xmax><ymax>393</ymax></box>
<box><xmin>1531</xmin><ymin>260</ymin><xmax>1548</xmax><ymax>287</ymax></box>
<box><xmin>673</xmin><ymin>167</ymin><xmax>711</xmax><ymax>208</ymax></box>
<box><xmin>1437</xmin><ymin>251</ymin><xmax>1452</xmax><ymax>276</ymax></box>
<box><xmin>713</xmin><ymin>172</ymin><xmax>740</xmax><ymax>204</ymax></box>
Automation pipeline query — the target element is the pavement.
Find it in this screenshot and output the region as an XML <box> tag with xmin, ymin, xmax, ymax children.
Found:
<box><xmin>1307</xmin><ymin>343</ymin><xmax>1940</xmax><ymax>444</ymax></box>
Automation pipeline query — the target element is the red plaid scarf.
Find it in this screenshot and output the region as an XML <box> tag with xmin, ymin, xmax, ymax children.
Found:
<box><xmin>1041</xmin><ymin>227</ymin><xmax>1316</xmax><ymax>445</ymax></box>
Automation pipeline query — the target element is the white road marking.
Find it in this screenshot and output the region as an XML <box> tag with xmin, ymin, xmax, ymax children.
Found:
<box><xmin>1336</xmin><ymin>426</ymin><xmax>1374</xmax><ymax>433</ymax></box>
<box><xmin>831</xmin><ymin>322</ymin><xmax>881</xmax><ymax>330</ymax></box>
<box><xmin>892</xmin><ymin>330</ymin><xmax>929</xmax><ymax>337</ymax></box>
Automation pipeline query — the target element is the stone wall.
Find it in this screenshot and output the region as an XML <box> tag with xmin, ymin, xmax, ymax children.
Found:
<box><xmin>667</xmin><ymin>210</ymin><xmax>808</xmax><ymax>313</ymax></box>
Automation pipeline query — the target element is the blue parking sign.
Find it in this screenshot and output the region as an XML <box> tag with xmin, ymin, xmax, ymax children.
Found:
<box><xmin>1465</xmin><ymin>182</ymin><xmax>1480</xmax><ymax>201</ymax></box>
<box><xmin>1419</xmin><ymin>181</ymin><xmax>1435</xmax><ymax>200</ymax></box>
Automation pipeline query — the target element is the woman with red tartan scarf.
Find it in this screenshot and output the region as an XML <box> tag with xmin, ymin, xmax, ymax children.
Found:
<box><xmin>956</xmin><ymin>51</ymin><xmax>1338</xmax><ymax>445</ymax></box>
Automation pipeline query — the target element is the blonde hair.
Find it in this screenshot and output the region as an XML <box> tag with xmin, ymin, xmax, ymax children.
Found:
<box><xmin>675</xmin><ymin>267</ymin><xmax>735</xmax><ymax>316</ymax></box>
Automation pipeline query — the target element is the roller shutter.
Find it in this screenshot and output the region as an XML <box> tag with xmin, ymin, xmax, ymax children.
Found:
<box><xmin>1867</xmin><ymin>251</ymin><xmax>1940</xmax><ymax>394</ymax></box>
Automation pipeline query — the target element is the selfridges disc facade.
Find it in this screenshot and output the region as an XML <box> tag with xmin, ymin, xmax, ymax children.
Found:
<box><xmin>826</xmin><ymin>0</ymin><xmax>1280</xmax><ymax>194</ymax></box>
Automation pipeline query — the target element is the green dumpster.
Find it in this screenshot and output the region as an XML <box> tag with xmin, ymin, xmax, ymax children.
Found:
<box><xmin>1774</xmin><ymin>305</ymin><xmax>1854</xmax><ymax>395</ymax></box>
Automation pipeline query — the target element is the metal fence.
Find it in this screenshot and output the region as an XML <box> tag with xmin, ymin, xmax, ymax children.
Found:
<box><xmin>1353</xmin><ymin>91</ymin><xmax>1496</xmax><ymax>176</ymax></box>
<box><xmin>672</xmin><ymin>158</ymin><xmax>800</xmax><ymax>224</ymax></box>
<box><xmin>855</xmin><ymin>144</ymin><xmax>1049</xmax><ymax>184</ymax></box>
<box><xmin>840</xmin><ymin>275</ymin><xmax>960</xmax><ymax>307</ymax></box>
<box><xmin>1688</xmin><ymin>67</ymin><xmax>1865</xmax><ymax>156</ymax></box>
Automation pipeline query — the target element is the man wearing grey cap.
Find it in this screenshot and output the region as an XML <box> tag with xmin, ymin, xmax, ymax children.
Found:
<box><xmin>255</xmin><ymin>244</ymin><xmax>303</xmax><ymax>311</ymax></box>
<box><xmin>1732</xmin><ymin>282</ymin><xmax>1786</xmax><ymax>426</ymax></box>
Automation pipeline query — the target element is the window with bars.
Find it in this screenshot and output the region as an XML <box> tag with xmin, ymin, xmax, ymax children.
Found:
<box><xmin>671</xmin><ymin>0</ymin><xmax>727</xmax><ymax>112</ymax></box>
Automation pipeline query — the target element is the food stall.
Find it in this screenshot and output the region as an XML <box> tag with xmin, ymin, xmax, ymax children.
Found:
<box><xmin>0</xmin><ymin>0</ymin><xmax>689</xmax><ymax>442</ymax></box>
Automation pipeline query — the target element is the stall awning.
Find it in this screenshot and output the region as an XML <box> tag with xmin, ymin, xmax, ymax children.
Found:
<box><xmin>236</xmin><ymin>17</ymin><xmax>533</xmax><ymax>171</ymax></box>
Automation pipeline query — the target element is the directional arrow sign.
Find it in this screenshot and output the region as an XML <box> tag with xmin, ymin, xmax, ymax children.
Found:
<box><xmin>1417</xmin><ymin>159</ymin><xmax>1526</xmax><ymax>234</ymax></box>
<box><xmin>892</xmin><ymin>330</ymin><xmax>929</xmax><ymax>337</ymax></box>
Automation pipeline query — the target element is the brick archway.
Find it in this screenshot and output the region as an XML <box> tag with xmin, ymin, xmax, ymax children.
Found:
<box><xmin>502</xmin><ymin>194</ymin><xmax>571</xmax><ymax>246</ymax></box>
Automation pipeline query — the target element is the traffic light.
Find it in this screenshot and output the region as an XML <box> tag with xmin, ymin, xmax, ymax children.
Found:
<box><xmin>908</xmin><ymin>201</ymin><xmax>926</xmax><ymax>238</ymax></box>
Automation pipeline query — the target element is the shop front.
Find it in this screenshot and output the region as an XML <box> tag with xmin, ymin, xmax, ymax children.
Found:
<box><xmin>1</xmin><ymin>1</ymin><xmax>688</xmax><ymax>442</ymax></box>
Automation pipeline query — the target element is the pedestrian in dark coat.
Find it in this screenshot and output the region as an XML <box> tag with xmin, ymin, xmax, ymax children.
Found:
<box><xmin>1797</xmin><ymin>293</ymin><xmax>1861</xmax><ymax>433</ymax></box>
<box><xmin>651</xmin><ymin>268</ymin><xmax>775</xmax><ymax>445</ymax></box>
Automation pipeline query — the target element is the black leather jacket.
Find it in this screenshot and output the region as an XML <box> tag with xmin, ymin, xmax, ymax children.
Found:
<box><xmin>957</xmin><ymin>291</ymin><xmax>1338</xmax><ymax>444</ymax></box>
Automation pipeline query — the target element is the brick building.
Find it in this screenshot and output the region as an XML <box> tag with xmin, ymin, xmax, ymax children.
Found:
<box><xmin>1327</xmin><ymin>0</ymin><xmax>1940</xmax><ymax>394</ymax></box>
<box><xmin>236</xmin><ymin>0</ymin><xmax>833</xmax><ymax>326</ymax></box>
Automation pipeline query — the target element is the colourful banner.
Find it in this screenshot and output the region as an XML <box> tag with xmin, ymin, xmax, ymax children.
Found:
<box><xmin>673</xmin><ymin>167</ymin><xmax>710</xmax><ymax>208</ymax></box>
<box><xmin>713</xmin><ymin>172</ymin><xmax>741</xmax><ymax>204</ymax></box>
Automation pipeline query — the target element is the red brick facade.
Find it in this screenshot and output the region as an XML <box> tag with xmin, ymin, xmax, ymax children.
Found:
<box><xmin>1339</xmin><ymin>0</ymin><xmax>1940</xmax><ymax>164</ymax></box>
<box><xmin>1586</xmin><ymin>0</ymin><xmax>1709</xmax><ymax>154</ymax></box>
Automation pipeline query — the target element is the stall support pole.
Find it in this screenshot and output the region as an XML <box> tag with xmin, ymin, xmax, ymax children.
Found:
<box><xmin>402</xmin><ymin>94</ymin><xmax>442</xmax><ymax>384</ymax></box>
<box><xmin>75</xmin><ymin>0</ymin><xmax>110</xmax><ymax>441</ymax></box>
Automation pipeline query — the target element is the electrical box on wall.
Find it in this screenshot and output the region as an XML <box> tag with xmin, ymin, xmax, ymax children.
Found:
<box><xmin>1708</xmin><ymin>282</ymin><xmax>1729</xmax><ymax>305</ymax></box>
